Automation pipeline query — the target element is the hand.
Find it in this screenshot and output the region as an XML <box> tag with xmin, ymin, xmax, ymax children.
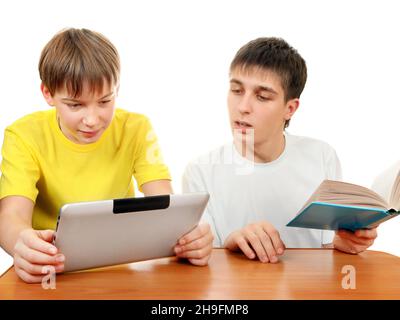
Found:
<box><xmin>333</xmin><ymin>228</ymin><xmax>378</xmax><ymax>254</ymax></box>
<box><xmin>13</xmin><ymin>229</ymin><xmax>65</xmax><ymax>283</ymax></box>
<box><xmin>174</xmin><ymin>223</ymin><xmax>213</xmax><ymax>266</ymax></box>
<box><xmin>223</xmin><ymin>221</ymin><xmax>285</xmax><ymax>263</ymax></box>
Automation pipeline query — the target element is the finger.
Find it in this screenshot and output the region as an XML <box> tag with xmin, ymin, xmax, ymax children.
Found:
<box><xmin>335</xmin><ymin>236</ymin><xmax>368</xmax><ymax>254</ymax></box>
<box><xmin>256</xmin><ymin>229</ymin><xmax>278</xmax><ymax>263</ymax></box>
<box><xmin>15</xmin><ymin>265</ymin><xmax>44</xmax><ymax>284</ymax></box>
<box><xmin>178</xmin><ymin>229</ymin><xmax>213</xmax><ymax>251</ymax></box>
<box><xmin>41</xmin><ymin>263</ymin><xmax>65</xmax><ymax>275</ymax></box>
<box><xmin>188</xmin><ymin>256</ymin><xmax>211</xmax><ymax>266</ymax></box>
<box><xmin>337</xmin><ymin>229</ymin><xmax>357</xmax><ymax>241</ymax></box>
<box><xmin>175</xmin><ymin>231</ymin><xmax>213</xmax><ymax>253</ymax></box>
<box><xmin>334</xmin><ymin>236</ymin><xmax>357</xmax><ymax>254</ymax></box>
<box><xmin>14</xmin><ymin>254</ymin><xmax>64</xmax><ymax>275</ymax></box>
<box><xmin>355</xmin><ymin>228</ymin><xmax>377</xmax><ymax>239</ymax></box>
<box><xmin>337</xmin><ymin>230</ymin><xmax>374</xmax><ymax>245</ymax></box>
<box><xmin>15</xmin><ymin>254</ymin><xmax>43</xmax><ymax>275</ymax></box>
<box><xmin>344</xmin><ymin>239</ymin><xmax>369</xmax><ymax>254</ymax></box>
<box><xmin>351</xmin><ymin>244</ymin><xmax>369</xmax><ymax>254</ymax></box>
<box><xmin>178</xmin><ymin>223</ymin><xmax>210</xmax><ymax>245</ymax></box>
<box><xmin>235</xmin><ymin>237</ymin><xmax>256</xmax><ymax>260</ymax></box>
<box><xmin>175</xmin><ymin>246</ymin><xmax>212</xmax><ymax>260</ymax></box>
<box><xmin>21</xmin><ymin>231</ymin><xmax>57</xmax><ymax>255</ymax></box>
<box><xmin>262</xmin><ymin>223</ymin><xmax>285</xmax><ymax>255</ymax></box>
<box><xmin>17</xmin><ymin>245</ymin><xmax>65</xmax><ymax>265</ymax></box>
<box><xmin>246</xmin><ymin>232</ymin><xmax>269</xmax><ymax>262</ymax></box>
<box><xmin>37</xmin><ymin>229</ymin><xmax>56</xmax><ymax>243</ymax></box>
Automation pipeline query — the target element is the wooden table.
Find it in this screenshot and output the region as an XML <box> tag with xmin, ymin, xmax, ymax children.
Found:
<box><xmin>1</xmin><ymin>249</ymin><xmax>399</xmax><ymax>300</ymax></box>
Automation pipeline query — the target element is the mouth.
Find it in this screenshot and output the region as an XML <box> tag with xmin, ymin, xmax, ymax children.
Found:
<box><xmin>233</xmin><ymin>120</ymin><xmax>253</xmax><ymax>129</ymax></box>
<box><xmin>79</xmin><ymin>129</ymin><xmax>100</xmax><ymax>137</ymax></box>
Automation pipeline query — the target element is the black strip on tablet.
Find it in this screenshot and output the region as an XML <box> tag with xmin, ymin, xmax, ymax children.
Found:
<box><xmin>113</xmin><ymin>195</ymin><xmax>170</xmax><ymax>213</ymax></box>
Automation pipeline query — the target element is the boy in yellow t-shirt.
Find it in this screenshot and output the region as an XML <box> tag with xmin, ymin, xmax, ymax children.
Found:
<box><xmin>0</xmin><ymin>28</ymin><xmax>213</xmax><ymax>283</ymax></box>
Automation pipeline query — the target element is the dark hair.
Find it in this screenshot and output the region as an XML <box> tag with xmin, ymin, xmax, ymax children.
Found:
<box><xmin>39</xmin><ymin>28</ymin><xmax>120</xmax><ymax>97</ymax></box>
<box><xmin>230</xmin><ymin>37</ymin><xmax>307</xmax><ymax>128</ymax></box>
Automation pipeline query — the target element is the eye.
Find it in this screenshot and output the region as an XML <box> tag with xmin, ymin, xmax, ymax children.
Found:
<box><xmin>66</xmin><ymin>103</ymin><xmax>81</xmax><ymax>108</ymax></box>
<box><xmin>257</xmin><ymin>95</ymin><xmax>270</xmax><ymax>102</ymax></box>
<box><xmin>100</xmin><ymin>100</ymin><xmax>111</xmax><ymax>105</ymax></box>
<box><xmin>230</xmin><ymin>88</ymin><xmax>242</xmax><ymax>94</ymax></box>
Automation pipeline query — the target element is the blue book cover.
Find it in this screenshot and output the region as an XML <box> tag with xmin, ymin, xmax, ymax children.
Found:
<box><xmin>286</xmin><ymin>202</ymin><xmax>399</xmax><ymax>231</ymax></box>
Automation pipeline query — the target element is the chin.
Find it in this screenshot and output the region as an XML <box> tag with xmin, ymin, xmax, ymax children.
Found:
<box><xmin>84</xmin><ymin>136</ymin><xmax>101</xmax><ymax>144</ymax></box>
<box><xmin>77</xmin><ymin>132</ymin><xmax>102</xmax><ymax>144</ymax></box>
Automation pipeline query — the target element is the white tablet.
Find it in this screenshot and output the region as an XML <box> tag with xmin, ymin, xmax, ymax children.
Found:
<box><xmin>53</xmin><ymin>192</ymin><xmax>209</xmax><ymax>272</ymax></box>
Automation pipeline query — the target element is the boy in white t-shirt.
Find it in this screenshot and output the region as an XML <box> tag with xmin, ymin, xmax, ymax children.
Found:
<box><xmin>182</xmin><ymin>37</ymin><xmax>377</xmax><ymax>263</ymax></box>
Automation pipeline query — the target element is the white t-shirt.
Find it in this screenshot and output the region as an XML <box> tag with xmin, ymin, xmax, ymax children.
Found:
<box><xmin>182</xmin><ymin>132</ymin><xmax>342</xmax><ymax>248</ymax></box>
<box><xmin>370</xmin><ymin>160</ymin><xmax>400</xmax><ymax>257</ymax></box>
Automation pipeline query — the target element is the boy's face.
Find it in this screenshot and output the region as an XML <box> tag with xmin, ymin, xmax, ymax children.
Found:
<box><xmin>227</xmin><ymin>67</ymin><xmax>299</xmax><ymax>146</ymax></box>
<box><xmin>41</xmin><ymin>81</ymin><xmax>117</xmax><ymax>144</ymax></box>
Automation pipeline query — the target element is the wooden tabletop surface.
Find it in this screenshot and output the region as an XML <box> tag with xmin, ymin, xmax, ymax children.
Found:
<box><xmin>1</xmin><ymin>248</ymin><xmax>399</xmax><ymax>300</ymax></box>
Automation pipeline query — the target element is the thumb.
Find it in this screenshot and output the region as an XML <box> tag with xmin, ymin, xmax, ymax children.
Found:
<box><xmin>36</xmin><ymin>229</ymin><xmax>55</xmax><ymax>243</ymax></box>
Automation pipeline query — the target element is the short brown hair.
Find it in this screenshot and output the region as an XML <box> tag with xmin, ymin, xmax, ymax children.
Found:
<box><xmin>230</xmin><ymin>37</ymin><xmax>307</xmax><ymax>128</ymax></box>
<box><xmin>39</xmin><ymin>28</ymin><xmax>120</xmax><ymax>97</ymax></box>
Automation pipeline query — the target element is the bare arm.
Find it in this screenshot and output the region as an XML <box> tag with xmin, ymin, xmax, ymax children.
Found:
<box><xmin>141</xmin><ymin>179</ymin><xmax>173</xmax><ymax>196</ymax></box>
<box><xmin>0</xmin><ymin>196</ymin><xmax>34</xmax><ymax>255</ymax></box>
<box><xmin>0</xmin><ymin>196</ymin><xmax>64</xmax><ymax>283</ymax></box>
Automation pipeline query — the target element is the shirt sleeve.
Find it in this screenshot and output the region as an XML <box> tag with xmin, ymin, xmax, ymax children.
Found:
<box><xmin>0</xmin><ymin>128</ymin><xmax>40</xmax><ymax>202</ymax></box>
<box><xmin>132</xmin><ymin>117</ymin><xmax>171</xmax><ymax>192</ymax></box>
<box><xmin>182</xmin><ymin>162</ymin><xmax>222</xmax><ymax>247</ymax></box>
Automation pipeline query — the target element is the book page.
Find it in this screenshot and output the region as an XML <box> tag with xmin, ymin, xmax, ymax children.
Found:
<box><xmin>300</xmin><ymin>180</ymin><xmax>389</xmax><ymax>212</ymax></box>
<box><xmin>389</xmin><ymin>169</ymin><xmax>400</xmax><ymax>210</ymax></box>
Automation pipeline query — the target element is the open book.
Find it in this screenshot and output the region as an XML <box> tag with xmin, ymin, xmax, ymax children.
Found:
<box><xmin>287</xmin><ymin>172</ymin><xmax>400</xmax><ymax>231</ymax></box>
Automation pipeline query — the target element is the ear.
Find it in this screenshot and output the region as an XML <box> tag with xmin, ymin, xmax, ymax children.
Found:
<box><xmin>40</xmin><ymin>83</ymin><xmax>55</xmax><ymax>107</ymax></box>
<box><xmin>284</xmin><ymin>98</ymin><xmax>300</xmax><ymax>121</ymax></box>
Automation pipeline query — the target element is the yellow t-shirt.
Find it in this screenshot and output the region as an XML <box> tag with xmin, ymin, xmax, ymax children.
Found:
<box><xmin>0</xmin><ymin>108</ymin><xmax>171</xmax><ymax>230</ymax></box>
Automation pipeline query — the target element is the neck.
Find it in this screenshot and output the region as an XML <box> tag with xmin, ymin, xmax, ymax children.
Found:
<box><xmin>235</xmin><ymin>132</ymin><xmax>286</xmax><ymax>163</ymax></box>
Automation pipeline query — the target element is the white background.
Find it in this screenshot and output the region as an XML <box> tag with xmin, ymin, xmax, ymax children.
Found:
<box><xmin>1</xmin><ymin>0</ymin><xmax>399</xmax><ymax>270</ymax></box>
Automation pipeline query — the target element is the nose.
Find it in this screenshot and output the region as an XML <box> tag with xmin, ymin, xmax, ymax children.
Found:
<box><xmin>82</xmin><ymin>108</ymin><xmax>99</xmax><ymax>127</ymax></box>
<box><xmin>237</xmin><ymin>94</ymin><xmax>252</xmax><ymax>114</ymax></box>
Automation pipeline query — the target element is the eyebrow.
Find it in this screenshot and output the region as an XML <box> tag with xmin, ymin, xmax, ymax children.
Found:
<box><xmin>61</xmin><ymin>92</ymin><xmax>114</xmax><ymax>102</ymax></box>
<box><xmin>230</xmin><ymin>79</ymin><xmax>278</xmax><ymax>95</ymax></box>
